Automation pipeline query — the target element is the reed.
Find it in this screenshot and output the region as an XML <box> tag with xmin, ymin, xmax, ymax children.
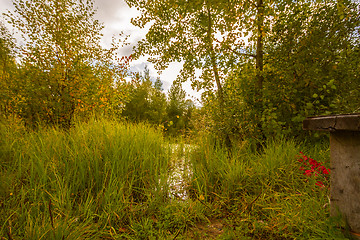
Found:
<box><xmin>0</xmin><ymin>118</ymin><xmax>348</xmax><ymax>239</ymax></box>
<box><xmin>189</xmin><ymin>133</ymin><xmax>347</xmax><ymax>239</ymax></box>
<box><xmin>0</xmin><ymin>118</ymin><xmax>170</xmax><ymax>239</ymax></box>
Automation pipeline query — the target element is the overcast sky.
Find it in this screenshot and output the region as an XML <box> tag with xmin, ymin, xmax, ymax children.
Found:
<box><xmin>0</xmin><ymin>0</ymin><xmax>201</xmax><ymax>103</ymax></box>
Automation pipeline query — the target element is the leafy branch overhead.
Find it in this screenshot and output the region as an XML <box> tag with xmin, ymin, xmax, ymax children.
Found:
<box><xmin>126</xmin><ymin>0</ymin><xmax>263</xmax><ymax>95</ymax></box>
<box><xmin>126</xmin><ymin>0</ymin><xmax>360</xmax><ymax>141</ymax></box>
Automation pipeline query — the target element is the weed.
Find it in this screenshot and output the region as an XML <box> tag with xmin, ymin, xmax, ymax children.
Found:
<box><xmin>0</xmin><ymin>118</ymin><xmax>169</xmax><ymax>239</ymax></box>
<box><xmin>189</xmin><ymin>134</ymin><xmax>346</xmax><ymax>239</ymax></box>
<box><xmin>0</xmin><ymin>118</ymin><xmax>348</xmax><ymax>239</ymax></box>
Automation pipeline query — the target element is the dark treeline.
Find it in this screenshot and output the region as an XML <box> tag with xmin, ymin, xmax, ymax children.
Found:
<box><xmin>121</xmin><ymin>66</ymin><xmax>196</xmax><ymax>136</ymax></box>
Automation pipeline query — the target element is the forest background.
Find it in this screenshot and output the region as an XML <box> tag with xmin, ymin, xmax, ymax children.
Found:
<box><xmin>1</xmin><ymin>0</ymin><xmax>360</xmax><ymax>144</ymax></box>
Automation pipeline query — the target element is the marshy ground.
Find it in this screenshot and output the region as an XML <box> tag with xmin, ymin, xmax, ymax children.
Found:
<box><xmin>0</xmin><ymin>119</ymin><xmax>349</xmax><ymax>239</ymax></box>
<box><xmin>167</xmin><ymin>144</ymin><xmax>224</xmax><ymax>239</ymax></box>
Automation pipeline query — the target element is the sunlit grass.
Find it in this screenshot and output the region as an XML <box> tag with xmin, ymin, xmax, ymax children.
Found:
<box><xmin>0</xmin><ymin>118</ymin><xmax>349</xmax><ymax>239</ymax></box>
<box><xmin>189</xmin><ymin>134</ymin><xmax>347</xmax><ymax>239</ymax></box>
<box><xmin>0</xmin><ymin>118</ymin><xmax>170</xmax><ymax>239</ymax></box>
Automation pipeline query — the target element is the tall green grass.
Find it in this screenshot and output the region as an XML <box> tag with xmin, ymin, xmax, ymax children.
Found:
<box><xmin>189</xmin><ymin>134</ymin><xmax>347</xmax><ymax>239</ymax></box>
<box><xmin>0</xmin><ymin>118</ymin><xmax>349</xmax><ymax>239</ymax></box>
<box><xmin>0</xmin><ymin>118</ymin><xmax>170</xmax><ymax>239</ymax></box>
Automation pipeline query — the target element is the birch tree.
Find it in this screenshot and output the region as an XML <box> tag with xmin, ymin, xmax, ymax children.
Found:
<box><xmin>6</xmin><ymin>0</ymin><xmax>128</xmax><ymax>128</ymax></box>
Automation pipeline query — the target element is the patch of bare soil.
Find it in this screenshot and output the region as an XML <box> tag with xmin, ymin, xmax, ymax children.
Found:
<box><xmin>184</xmin><ymin>218</ymin><xmax>224</xmax><ymax>239</ymax></box>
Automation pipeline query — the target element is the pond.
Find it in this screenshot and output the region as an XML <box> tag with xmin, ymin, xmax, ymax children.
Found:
<box><xmin>167</xmin><ymin>144</ymin><xmax>195</xmax><ymax>201</ymax></box>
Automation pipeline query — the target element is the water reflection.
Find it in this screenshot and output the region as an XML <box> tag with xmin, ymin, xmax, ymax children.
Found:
<box><xmin>167</xmin><ymin>144</ymin><xmax>195</xmax><ymax>201</ymax></box>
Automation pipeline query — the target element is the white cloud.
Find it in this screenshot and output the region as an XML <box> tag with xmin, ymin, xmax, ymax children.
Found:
<box><xmin>0</xmin><ymin>0</ymin><xmax>13</xmax><ymax>12</ymax></box>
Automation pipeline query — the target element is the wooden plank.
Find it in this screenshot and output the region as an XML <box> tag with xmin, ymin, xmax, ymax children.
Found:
<box><xmin>330</xmin><ymin>131</ymin><xmax>360</xmax><ymax>235</ymax></box>
<box><xmin>303</xmin><ymin>113</ymin><xmax>360</xmax><ymax>131</ymax></box>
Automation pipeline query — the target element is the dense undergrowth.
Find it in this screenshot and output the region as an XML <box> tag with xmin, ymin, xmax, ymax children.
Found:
<box><xmin>0</xmin><ymin>118</ymin><xmax>172</xmax><ymax>239</ymax></box>
<box><xmin>0</xmin><ymin>118</ymin><xmax>350</xmax><ymax>239</ymax></box>
<box><xmin>189</xmin><ymin>135</ymin><xmax>349</xmax><ymax>239</ymax></box>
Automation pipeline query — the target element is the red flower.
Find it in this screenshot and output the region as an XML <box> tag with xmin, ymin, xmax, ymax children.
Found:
<box><xmin>304</xmin><ymin>170</ymin><xmax>313</xmax><ymax>177</ymax></box>
<box><xmin>316</xmin><ymin>181</ymin><xmax>325</xmax><ymax>188</ymax></box>
<box><xmin>298</xmin><ymin>152</ymin><xmax>330</xmax><ymax>189</ymax></box>
<box><xmin>322</xmin><ymin>167</ymin><xmax>330</xmax><ymax>175</ymax></box>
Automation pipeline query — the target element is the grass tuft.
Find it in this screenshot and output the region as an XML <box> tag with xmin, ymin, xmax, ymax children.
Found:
<box><xmin>0</xmin><ymin>118</ymin><xmax>169</xmax><ymax>239</ymax></box>
<box><xmin>189</xmin><ymin>134</ymin><xmax>346</xmax><ymax>239</ymax></box>
<box><xmin>0</xmin><ymin>118</ymin><xmax>348</xmax><ymax>239</ymax></box>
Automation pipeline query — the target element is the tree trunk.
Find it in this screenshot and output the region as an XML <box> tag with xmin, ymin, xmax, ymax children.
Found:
<box><xmin>206</xmin><ymin>4</ymin><xmax>224</xmax><ymax>109</ymax></box>
<box><xmin>256</xmin><ymin>0</ymin><xmax>264</xmax><ymax>93</ymax></box>
<box><xmin>255</xmin><ymin>0</ymin><xmax>265</xmax><ymax>144</ymax></box>
<box><xmin>206</xmin><ymin>4</ymin><xmax>232</xmax><ymax>149</ymax></box>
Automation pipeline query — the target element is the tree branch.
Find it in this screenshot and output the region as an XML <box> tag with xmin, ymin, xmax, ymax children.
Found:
<box><xmin>213</xmin><ymin>37</ymin><xmax>256</xmax><ymax>58</ymax></box>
